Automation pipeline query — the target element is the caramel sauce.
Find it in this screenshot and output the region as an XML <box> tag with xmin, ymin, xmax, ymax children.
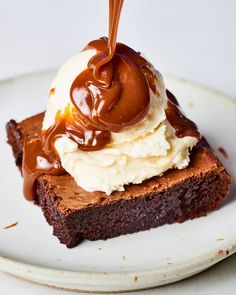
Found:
<box><xmin>70</xmin><ymin>38</ymin><xmax>153</xmax><ymax>134</ymax></box>
<box><xmin>45</xmin><ymin>0</ymin><xmax>155</xmax><ymax>151</ymax></box>
<box><xmin>22</xmin><ymin>0</ymin><xmax>200</xmax><ymax>201</ymax></box>
<box><xmin>49</xmin><ymin>87</ymin><xmax>55</xmax><ymax>98</ymax></box>
<box><xmin>22</xmin><ymin>136</ymin><xmax>64</xmax><ymax>201</ymax></box>
<box><xmin>42</xmin><ymin>106</ymin><xmax>111</xmax><ymax>153</ymax></box>
<box><xmin>166</xmin><ymin>90</ymin><xmax>201</xmax><ymax>139</ymax></box>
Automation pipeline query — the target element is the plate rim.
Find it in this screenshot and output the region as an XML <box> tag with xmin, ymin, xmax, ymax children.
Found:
<box><xmin>0</xmin><ymin>245</ymin><xmax>235</xmax><ymax>292</ymax></box>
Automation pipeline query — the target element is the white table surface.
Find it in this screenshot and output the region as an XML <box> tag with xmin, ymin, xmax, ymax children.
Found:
<box><xmin>0</xmin><ymin>0</ymin><xmax>235</xmax><ymax>294</ymax></box>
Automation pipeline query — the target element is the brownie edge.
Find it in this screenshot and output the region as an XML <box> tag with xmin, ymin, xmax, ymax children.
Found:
<box><xmin>6</xmin><ymin>113</ymin><xmax>231</xmax><ymax>248</ymax></box>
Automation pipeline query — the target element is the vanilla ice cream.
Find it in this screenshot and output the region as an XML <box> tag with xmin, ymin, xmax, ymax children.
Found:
<box><xmin>43</xmin><ymin>49</ymin><xmax>198</xmax><ymax>194</ymax></box>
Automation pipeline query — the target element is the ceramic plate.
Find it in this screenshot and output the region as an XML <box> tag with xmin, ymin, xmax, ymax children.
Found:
<box><xmin>0</xmin><ymin>71</ymin><xmax>235</xmax><ymax>293</ymax></box>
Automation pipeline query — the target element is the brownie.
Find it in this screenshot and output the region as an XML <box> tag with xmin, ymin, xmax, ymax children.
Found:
<box><xmin>6</xmin><ymin>113</ymin><xmax>231</xmax><ymax>248</ymax></box>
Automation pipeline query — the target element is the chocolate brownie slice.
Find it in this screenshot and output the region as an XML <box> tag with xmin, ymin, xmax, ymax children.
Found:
<box><xmin>6</xmin><ymin>113</ymin><xmax>231</xmax><ymax>248</ymax></box>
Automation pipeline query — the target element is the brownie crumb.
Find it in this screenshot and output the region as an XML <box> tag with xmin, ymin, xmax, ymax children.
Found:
<box><xmin>218</xmin><ymin>147</ymin><xmax>228</xmax><ymax>159</ymax></box>
<box><xmin>216</xmin><ymin>238</ymin><xmax>224</xmax><ymax>241</ymax></box>
<box><xmin>188</xmin><ymin>101</ymin><xmax>194</xmax><ymax>108</ymax></box>
<box><xmin>3</xmin><ymin>221</ymin><xmax>18</xmax><ymax>230</ymax></box>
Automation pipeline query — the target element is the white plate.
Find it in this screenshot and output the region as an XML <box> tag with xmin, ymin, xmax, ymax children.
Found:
<box><xmin>0</xmin><ymin>71</ymin><xmax>235</xmax><ymax>293</ymax></box>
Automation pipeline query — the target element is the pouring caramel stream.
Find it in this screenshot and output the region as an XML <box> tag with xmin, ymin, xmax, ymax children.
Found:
<box><xmin>44</xmin><ymin>0</ymin><xmax>154</xmax><ymax>153</ymax></box>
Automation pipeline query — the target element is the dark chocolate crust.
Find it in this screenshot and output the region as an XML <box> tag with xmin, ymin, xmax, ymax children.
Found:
<box><xmin>6</xmin><ymin>113</ymin><xmax>231</xmax><ymax>248</ymax></box>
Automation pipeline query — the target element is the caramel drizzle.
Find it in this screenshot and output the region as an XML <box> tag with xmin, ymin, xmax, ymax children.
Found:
<box><xmin>22</xmin><ymin>136</ymin><xmax>64</xmax><ymax>201</ymax></box>
<box><xmin>166</xmin><ymin>90</ymin><xmax>201</xmax><ymax>139</ymax></box>
<box><xmin>92</xmin><ymin>0</ymin><xmax>124</xmax><ymax>86</ymax></box>
<box><xmin>22</xmin><ymin>0</ymin><xmax>200</xmax><ymax>201</ymax></box>
<box><xmin>45</xmin><ymin>0</ymin><xmax>154</xmax><ymax>153</ymax></box>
